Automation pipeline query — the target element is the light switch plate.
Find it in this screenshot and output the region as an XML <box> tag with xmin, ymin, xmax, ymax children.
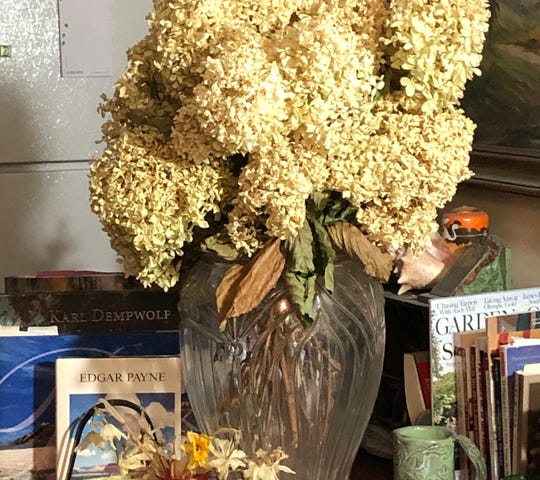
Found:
<box><xmin>0</xmin><ymin>45</ymin><xmax>12</xmax><ymax>57</ymax></box>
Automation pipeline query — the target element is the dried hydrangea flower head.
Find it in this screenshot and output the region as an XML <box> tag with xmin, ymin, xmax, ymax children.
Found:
<box><xmin>90</xmin><ymin>0</ymin><xmax>490</xmax><ymax>293</ymax></box>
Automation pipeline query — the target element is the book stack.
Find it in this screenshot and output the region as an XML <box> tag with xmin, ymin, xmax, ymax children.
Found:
<box><xmin>454</xmin><ymin>311</ymin><xmax>540</xmax><ymax>479</ymax></box>
<box><xmin>428</xmin><ymin>286</ymin><xmax>540</xmax><ymax>480</ymax></box>
<box><xmin>0</xmin><ymin>270</ymin><xmax>187</xmax><ymax>480</ymax></box>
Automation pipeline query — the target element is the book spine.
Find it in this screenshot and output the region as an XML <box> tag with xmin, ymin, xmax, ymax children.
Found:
<box><xmin>0</xmin><ymin>290</ymin><xmax>179</xmax><ymax>332</ymax></box>
<box><xmin>491</xmin><ymin>355</ymin><xmax>504</xmax><ymax>478</ymax></box>
<box><xmin>470</xmin><ymin>345</ymin><xmax>481</xmax><ymax>450</ymax></box>
<box><xmin>455</xmin><ymin>345</ymin><xmax>468</xmax><ymax>436</ymax></box>
<box><xmin>479</xmin><ymin>349</ymin><xmax>492</xmax><ymax>479</ymax></box>
<box><xmin>4</xmin><ymin>273</ymin><xmax>150</xmax><ymax>293</ymax></box>
<box><xmin>415</xmin><ymin>359</ymin><xmax>431</xmax><ymax>410</ymax></box>
<box><xmin>511</xmin><ymin>371</ymin><xmax>520</xmax><ymax>474</ymax></box>
<box><xmin>454</xmin><ymin>343</ymin><xmax>470</xmax><ymax>480</ymax></box>
<box><xmin>404</xmin><ymin>353</ymin><xmax>426</xmax><ymax>425</ymax></box>
<box><xmin>499</xmin><ymin>349</ymin><xmax>512</xmax><ymax>477</ymax></box>
<box><xmin>512</xmin><ymin>371</ymin><xmax>525</xmax><ymax>474</ymax></box>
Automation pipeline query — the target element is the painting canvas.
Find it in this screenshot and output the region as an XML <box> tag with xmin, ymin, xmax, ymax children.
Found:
<box><xmin>461</xmin><ymin>0</ymin><xmax>540</xmax><ymax>153</ymax></box>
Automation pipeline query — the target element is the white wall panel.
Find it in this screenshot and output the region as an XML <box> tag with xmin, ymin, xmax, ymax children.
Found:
<box><xmin>0</xmin><ymin>1</ymin><xmax>152</xmax><ymax>289</ymax></box>
<box><xmin>0</xmin><ymin>0</ymin><xmax>152</xmax><ymax>163</ymax></box>
<box><xmin>0</xmin><ymin>164</ymin><xmax>119</xmax><ymax>291</ymax></box>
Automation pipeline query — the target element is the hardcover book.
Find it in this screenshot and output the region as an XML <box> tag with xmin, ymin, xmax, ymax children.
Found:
<box><xmin>485</xmin><ymin>313</ymin><xmax>540</xmax><ymax>478</ymax></box>
<box><xmin>4</xmin><ymin>270</ymin><xmax>153</xmax><ymax>294</ymax></box>
<box><xmin>0</xmin><ymin>289</ymin><xmax>179</xmax><ymax>332</ymax></box>
<box><xmin>0</xmin><ymin>331</ymin><xmax>180</xmax><ymax>480</ymax></box>
<box><xmin>501</xmin><ymin>340</ymin><xmax>540</xmax><ymax>475</ymax></box>
<box><xmin>513</xmin><ymin>368</ymin><xmax>540</xmax><ymax>476</ymax></box>
<box><xmin>403</xmin><ymin>351</ymin><xmax>430</xmax><ymax>424</ymax></box>
<box><xmin>454</xmin><ymin>329</ymin><xmax>486</xmax><ymax>480</ymax></box>
<box><xmin>475</xmin><ymin>337</ymin><xmax>489</xmax><ymax>461</ymax></box>
<box><xmin>429</xmin><ymin>287</ymin><xmax>540</xmax><ymax>427</ymax></box>
<box><xmin>56</xmin><ymin>356</ymin><xmax>182</xmax><ymax>480</ymax></box>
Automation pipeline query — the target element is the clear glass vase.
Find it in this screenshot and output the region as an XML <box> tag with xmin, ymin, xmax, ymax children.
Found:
<box><xmin>178</xmin><ymin>253</ymin><xmax>385</xmax><ymax>480</ymax></box>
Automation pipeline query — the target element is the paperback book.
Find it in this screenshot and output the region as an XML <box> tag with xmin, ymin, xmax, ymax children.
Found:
<box><xmin>0</xmin><ymin>330</ymin><xmax>180</xmax><ymax>480</ymax></box>
<box><xmin>56</xmin><ymin>356</ymin><xmax>182</xmax><ymax>480</ymax></box>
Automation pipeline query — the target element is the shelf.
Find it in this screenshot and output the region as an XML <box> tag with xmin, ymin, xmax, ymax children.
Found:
<box><xmin>351</xmin><ymin>449</ymin><xmax>393</xmax><ymax>480</ymax></box>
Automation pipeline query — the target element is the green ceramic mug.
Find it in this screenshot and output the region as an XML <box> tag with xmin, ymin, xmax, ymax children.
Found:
<box><xmin>393</xmin><ymin>426</ymin><xmax>487</xmax><ymax>480</ymax></box>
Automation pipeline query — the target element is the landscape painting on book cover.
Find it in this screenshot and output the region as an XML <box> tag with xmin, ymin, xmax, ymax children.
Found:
<box><xmin>0</xmin><ymin>332</ymin><xmax>180</xmax><ymax>480</ymax></box>
<box><xmin>65</xmin><ymin>392</ymin><xmax>176</xmax><ymax>480</ymax></box>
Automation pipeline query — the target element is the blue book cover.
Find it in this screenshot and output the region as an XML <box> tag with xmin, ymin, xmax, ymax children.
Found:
<box><xmin>504</xmin><ymin>342</ymin><xmax>540</xmax><ymax>414</ymax></box>
<box><xmin>0</xmin><ymin>330</ymin><xmax>180</xmax><ymax>480</ymax></box>
<box><xmin>501</xmin><ymin>340</ymin><xmax>540</xmax><ymax>473</ymax></box>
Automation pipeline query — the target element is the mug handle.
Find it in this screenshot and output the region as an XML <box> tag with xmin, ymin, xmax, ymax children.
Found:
<box><xmin>453</xmin><ymin>432</ymin><xmax>487</xmax><ymax>480</ymax></box>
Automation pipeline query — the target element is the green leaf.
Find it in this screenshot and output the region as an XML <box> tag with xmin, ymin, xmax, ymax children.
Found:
<box><xmin>284</xmin><ymin>219</ymin><xmax>317</xmax><ymax>323</ymax></box>
<box><xmin>201</xmin><ymin>232</ymin><xmax>240</xmax><ymax>261</ymax></box>
<box><xmin>311</xmin><ymin>191</ymin><xmax>330</xmax><ymax>215</ymax></box>
<box><xmin>284</xmin><ymin>219</ymin><xmax>314</xmax><ymax>275</ymax></box>
<box><xmin>285</xmin><ymin>271</ymin><xmax>316</xmax><ymax>323</ymax></box>
<box><xmin>323</xmin><ymin>198</ymin><xmax>345</xmax><ymax>223</ymax></box>
<box><xmin>320</xmin><ymin>195</ymin><xmax>358</xmax><ymax>226</ymax></box>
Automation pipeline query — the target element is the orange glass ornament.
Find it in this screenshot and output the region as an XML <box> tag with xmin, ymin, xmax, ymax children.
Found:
<box><xmin>440</xmin><ymin>205</ymin><xmax>489</xmax><ymax>251</ymax></box>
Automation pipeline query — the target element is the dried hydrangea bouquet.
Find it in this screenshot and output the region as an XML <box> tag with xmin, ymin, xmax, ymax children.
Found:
<box><xmin>90</xmin><ymin>0</ymin><xmax>490</xmax><ymax>478</ymax></box>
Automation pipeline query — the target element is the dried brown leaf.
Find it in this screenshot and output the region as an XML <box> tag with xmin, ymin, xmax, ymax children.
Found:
<box><xmin>216</xmin><ymin>238</ymin><xmax>285</xmax><ymax>330</ymax></box>
<box><xmin>327</xmin><ymin>222</ymin><xmax>392</xmax><ymax>281</ymax></box>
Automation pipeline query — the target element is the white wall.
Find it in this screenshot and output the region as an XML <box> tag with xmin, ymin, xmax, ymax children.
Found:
<box><xmin>1</xmin><ymin>0</ymin><xmax>539</xmax><ymax>292</ymax></box>
<box><xmin>0</xmin><ymin>0</ymin><xmax>152</xmax><ymax>290</ymax></box>
<box><xmin>2</xmin><ymin>169</ymin><xmax>538</xmax><ymax>292</ymax></box>
<box><xmin>0</xmin><ymin>163</ymin><xmax>118</xmax><ymax>283</ymax></box>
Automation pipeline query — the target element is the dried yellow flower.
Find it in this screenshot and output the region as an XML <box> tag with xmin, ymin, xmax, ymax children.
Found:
<box><xmin>89</xmin><ymin>0</ymin><xmax>490</xmax><ymax>289</ymax></box>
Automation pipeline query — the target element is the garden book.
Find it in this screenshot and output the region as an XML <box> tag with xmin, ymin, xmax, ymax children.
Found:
<box><xmin>429</xmin><ymin>286</ymin><xmax>540</xmax><ymax>429</ymax></box>
<box><xmin>56</xmin><ymin>356</ymin><xmax>182</xmax><ymax>480</ymax></box>
<box><xmin>0</xmin><ymin>330</ymin><xmax>180</xmax><ymax>480</ymax></box>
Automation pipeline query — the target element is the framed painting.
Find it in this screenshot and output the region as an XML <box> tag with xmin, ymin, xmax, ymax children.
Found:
<box><xmin>461</xmin><ymin>0</ymin><xmax>540</xmax><ymax>196</ymax></box>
